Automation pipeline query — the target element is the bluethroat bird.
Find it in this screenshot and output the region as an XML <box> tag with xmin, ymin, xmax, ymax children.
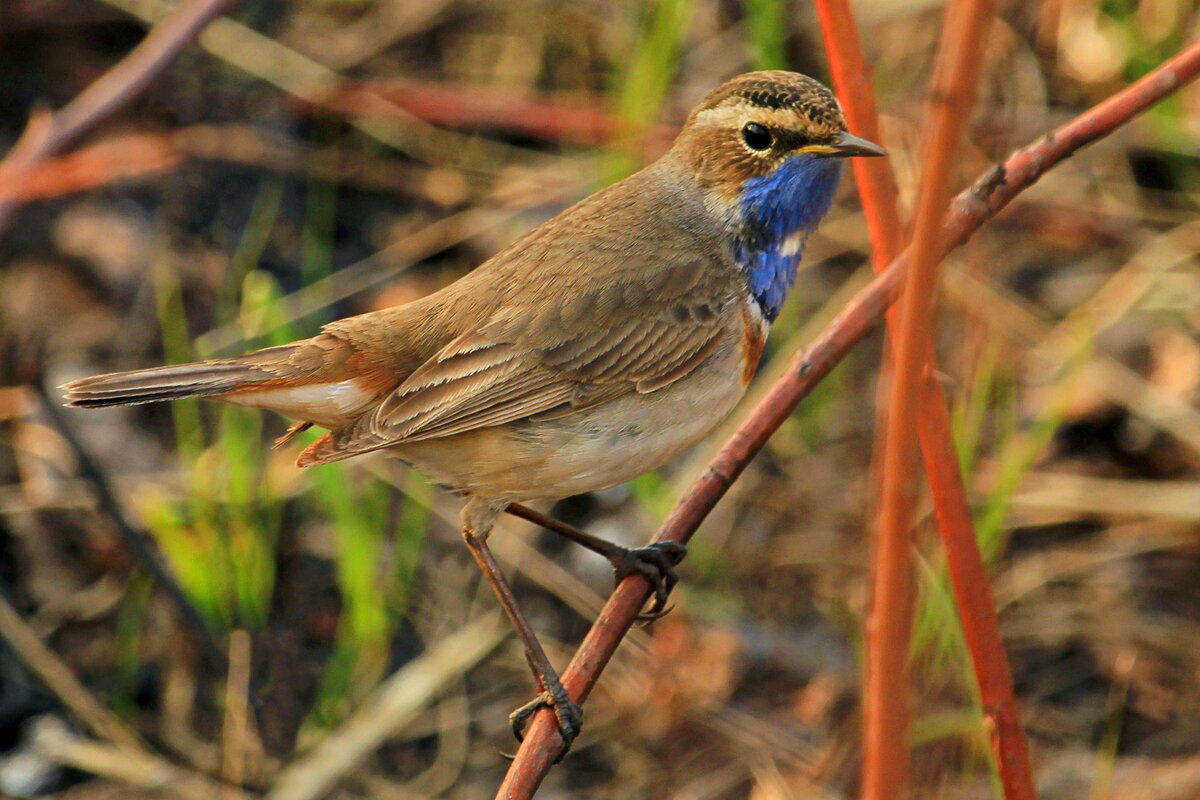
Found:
<box><xmin>62</xmin><ymin>71</ymin><xmax>884</xmax><ymax>755</ymax></box>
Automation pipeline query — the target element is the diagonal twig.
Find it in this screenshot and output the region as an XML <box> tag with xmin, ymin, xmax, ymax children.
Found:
<box><xmin>495</xmin><ymin>40</ymin><xmax>1200</xmax><ymax>797</ymax></box>
<box><xmin>97</xmin><ymin>0</ymin><xmax>546</xmax><ymax>172</ymax></box>
<box><xmin>32</xmin><ymin>381</ymin><xmax>229</xmax><ymax>672</ymax></box>
<box><xmin>29</xmin><ymin>716</ymin><xmax>239</xmax><ymax>800</ymax></box>
<box><xmin>265</xmin><ymin>613</ymin><xmax>507</xmax><ymax>800</ymax></box>
<box><xmin>0</xmin><ymin>594</ymin><xmax>142</xmax><ymax>750</ymax></box>
<box><xmin>0</xmin><ymin>0</ymin><xmax>241</xmax><ymax>236</ymax></box>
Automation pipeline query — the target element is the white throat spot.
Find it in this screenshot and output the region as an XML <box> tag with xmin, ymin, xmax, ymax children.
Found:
<box><xmin>778</xmin><ymin>229</ymin><xmax>807</xmax><ymax>257</ymax></box>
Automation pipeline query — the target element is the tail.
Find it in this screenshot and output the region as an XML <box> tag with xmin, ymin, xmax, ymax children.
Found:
<box><xmin>61</xmin><ymin>360</ymin><xmax>275</xmax><ymax>408</ymax></box>
<box><xmin>61</xmin><ymin>338</ymin><xmax>385</xmax><ymax>436</ymax></box>
<box><xmin>59</xmin><ymin>341</ymin><xmax>325</xmax><ymax>408</ymax></box>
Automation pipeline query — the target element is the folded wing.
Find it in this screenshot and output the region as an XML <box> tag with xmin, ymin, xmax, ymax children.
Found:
<box><xmin>298</xmin><ymin>258</ymin><xmax>735</xmax><ymax>467</ymax></box>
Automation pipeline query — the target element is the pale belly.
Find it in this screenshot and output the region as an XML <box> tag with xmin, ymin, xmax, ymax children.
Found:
<box><xmin>390</xmin><ymin>335</ymin><xmax>750</xmax><ymax>502</ymax></box>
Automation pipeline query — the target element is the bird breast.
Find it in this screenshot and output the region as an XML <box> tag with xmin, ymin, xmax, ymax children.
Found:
<box><xmin>388</xmin><ymin>296</ymin><xmax>762</xmax><ymax>502</ymax></box>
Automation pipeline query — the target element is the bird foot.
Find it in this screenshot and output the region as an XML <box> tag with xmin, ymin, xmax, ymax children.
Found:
<box><xmin>508</xmin><ymin>682</ymin><xmax>583</xmax><ymax>763</ymax></box>
<box><xmin>609</xmin><ymin>541</ymin><xmax>687</xmax><ymax>623</ymax></box>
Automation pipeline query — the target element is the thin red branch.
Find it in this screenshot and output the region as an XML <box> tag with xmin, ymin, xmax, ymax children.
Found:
<box><xmin>815</xmin><ymin>4</ymin><xmax>1036</xmax><ymax>798</ymax></box>
<box><xmin>0</xmin><ymin>0</ymin><xmax>240</xmax><ymax>235</ymax></box>
<box><xmin>918</xmin><ymin>367</ymin><xmax>1034</xmax><ymax>792</ymax></box>
<box><xmin>812</xmin><ymin>25</ymin><xmax>918</xmax><ymax>786</ymax></box>
<box><xmin>868</xmin><ymin>0</ymin><xmax>993</xmax><ymax>795</ymax></box>
<box><xmin>814</xmin><ymin>3</ymin><xmax>904</xmax><ymax>266</ymax></box>
<box><xmin>496</xmin><ymin>40</ymin><xmax>1200</xmax><ymax>798</ymax></box>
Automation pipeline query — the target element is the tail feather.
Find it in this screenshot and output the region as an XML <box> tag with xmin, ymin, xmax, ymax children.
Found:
<box><xmin>61</xmin><ymin>361</ymin><xmax>268</xmax><ymax>408</ymax></box>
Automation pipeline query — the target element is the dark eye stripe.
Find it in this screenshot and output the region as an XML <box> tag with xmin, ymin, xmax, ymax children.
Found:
<box><xmin>773</xmin><ymin>129</ymin><xmax>816</xmax><ymax>150</ymax></box>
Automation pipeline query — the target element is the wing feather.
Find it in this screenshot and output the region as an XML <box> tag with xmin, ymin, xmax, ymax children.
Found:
<box><xmin>315</xmin><ymin>259</ymin><xmax>740</xmax><ymax>462</ymax></box>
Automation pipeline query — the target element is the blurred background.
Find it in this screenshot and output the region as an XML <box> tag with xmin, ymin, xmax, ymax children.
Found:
<box><xmin>2</xmin><ymin>0</ymin><xmax>1200</xmax><ymax>798</ymax></box>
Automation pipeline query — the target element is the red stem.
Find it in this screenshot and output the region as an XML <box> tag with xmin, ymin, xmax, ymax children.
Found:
<box><xmin>868</xmin><ymin>0</ymin><xmax>994</xmax><ymax>795</ymax></box>
<box><xmin>918</xmin><ymin>367</ymin><xmax>1035</xmax><ymax>794</ymax></box>
<box><xmin>811</xmin><ymin>25</ymin><xmax>916</xmax><ymax>792</ymax></box>
<box><xmin>822</xmin><ymin>1</ymin><xmax>1039</xmax><ymax>788</ymax></box>
<box><xmin>816</xmin><ymin>1</ymin><xmax>1038</xmax><ymax>797</ymax></box>
<box><xmin>496</xmin><ymin>39</ymin><xmax>1200</xmax><ymax>797</ymax></box>
<box><xmin>814</xmin><ymin>2</ymin><xmax>904</xmax><ymax>267</ymax></box>
<box><xmin>324</xmin><ymin>81</ymin><xmax>676</xmax><ymax>147</ymax></box>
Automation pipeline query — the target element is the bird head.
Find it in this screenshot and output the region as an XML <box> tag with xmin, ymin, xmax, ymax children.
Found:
<box><xmin>669</xmin><ymin>71</ymin><xmax>885</xmax><ymax>322</ymax></box>
<box><xmin>672</xmin><ymin>70</ymin><xmax>884</xmax><ymax>195</ymax></box>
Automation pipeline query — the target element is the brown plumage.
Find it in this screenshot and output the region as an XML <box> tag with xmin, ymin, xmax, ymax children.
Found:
<box><xmin>62</xmin><ymin>71</ymin><xmax>884</xmax><ymax>754</ymax></box>
<box><xmin>65</xmin><ymin>140</ymin><xmax>746</xmax><ymax>488</ymax></box>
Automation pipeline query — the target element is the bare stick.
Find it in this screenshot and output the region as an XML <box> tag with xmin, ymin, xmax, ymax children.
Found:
<box><xmin>221</xmin><ymin>630</ymin><xmax>252</xmax><ymax>797</ymax></box>
<box><xmin>30</xmin><ymin>717</ymin><xmax>237</xmax><ymax>800</ymax></box>
<box><xmin>0</xmin><ymin>594</ymin><xmax>141</xmax><ymax>750</ymax></box>
<box><xmin>0</xmin><ymin>595</ymin><xmax>244</xmax><ymax>797</ymax></box>
<box><xmin>33</xmin><ymin>381</ymin><xmax>228</xmax><ymax>671</ymax></box>
<box><xmin>266</xmin><ymin>613</ymin><xmax>506</xmax><ymax>800</ymax></box>
<box><xmin>0</xmin><ymin>0</ymin><xmax>240</xmax><ymax>235</ymax></box>
<box><xmin>495</xmin><ymin>40</ymin><xmax>1200</xmax><ymax>797</ymax></box>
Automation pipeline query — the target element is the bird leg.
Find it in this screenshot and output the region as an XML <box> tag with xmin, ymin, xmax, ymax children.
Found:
<box><xmin>461</xmin><ymin>499</ymin><xmax>582</xmax><ymax>759</ymax></box>
<box><xmin>506</xmin><ymin>503</ymin><xmax>687</xmax><ymax>621</ymax></box>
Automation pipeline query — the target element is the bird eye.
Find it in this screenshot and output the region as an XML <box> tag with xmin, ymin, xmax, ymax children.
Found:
<box><xmin>741</xmin><ymin>122</ymin><xmax>772</xmax><ymax>151</ymax></box>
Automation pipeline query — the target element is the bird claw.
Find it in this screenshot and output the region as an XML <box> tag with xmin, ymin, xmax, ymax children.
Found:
<box><xmin>610</xmin><ymin>541</ymin><xmax>687</xmax><ymax>623</ymax></box>
<box><xmin>508</xmin><ymin>684</ymin><xmax>584</xmax><ymax>763</ymax></box>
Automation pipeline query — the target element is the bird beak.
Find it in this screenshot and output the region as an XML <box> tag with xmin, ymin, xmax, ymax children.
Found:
<box><xmin>802</xmin><ymin>132</ymin><xmax>887</xmax><ymax>158</ymax></box>
<box><xmin>829</xmin><ymin>131</ymin><xmax>887</xmax><ymax>158</ymax></box>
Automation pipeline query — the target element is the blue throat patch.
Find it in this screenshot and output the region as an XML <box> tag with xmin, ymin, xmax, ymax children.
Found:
<box><xmin>734</xmin><ymin>155</ymin><xmax>843</xmax><ymax>321</ymax></box>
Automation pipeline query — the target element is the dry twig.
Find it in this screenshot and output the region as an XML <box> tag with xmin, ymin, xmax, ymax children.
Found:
<box><xmin>221</xmin><ymin>630</ymin><xmax>254</xmax><ymax>796</ymax></box>
<box><xmin>0</xmin><ymin>594</ymin><xmax>141</xmax><ymax>751</ymax></box>
<box><xmin>29</xmin><ymin>717</ymin><xmax>239</xmax><ymax>800</ymax></box>
<box><xmin>0</xmin><ymin>597</ymin><xmax>243</xmax><ymax>797</ymax></box>
<box><xmin>266</xmin><ymin>612</ymin><xmax>506</xmax><ymax>800</ymax></box>
<box><xmin>0</xmin><ymin>0</ymin><xmax>240</xmax><ymax>235</ymax></box>
<box><xmin>97</xmin><ymin>0</ymin><xmax>544</xmax><ymax>171</ymax></box>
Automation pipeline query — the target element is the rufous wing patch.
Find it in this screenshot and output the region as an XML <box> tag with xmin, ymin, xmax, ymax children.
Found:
<box><xmin>740</xmin><ymin>304</ymin><xmax>767</xmax><ymax>386</ymax></box>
